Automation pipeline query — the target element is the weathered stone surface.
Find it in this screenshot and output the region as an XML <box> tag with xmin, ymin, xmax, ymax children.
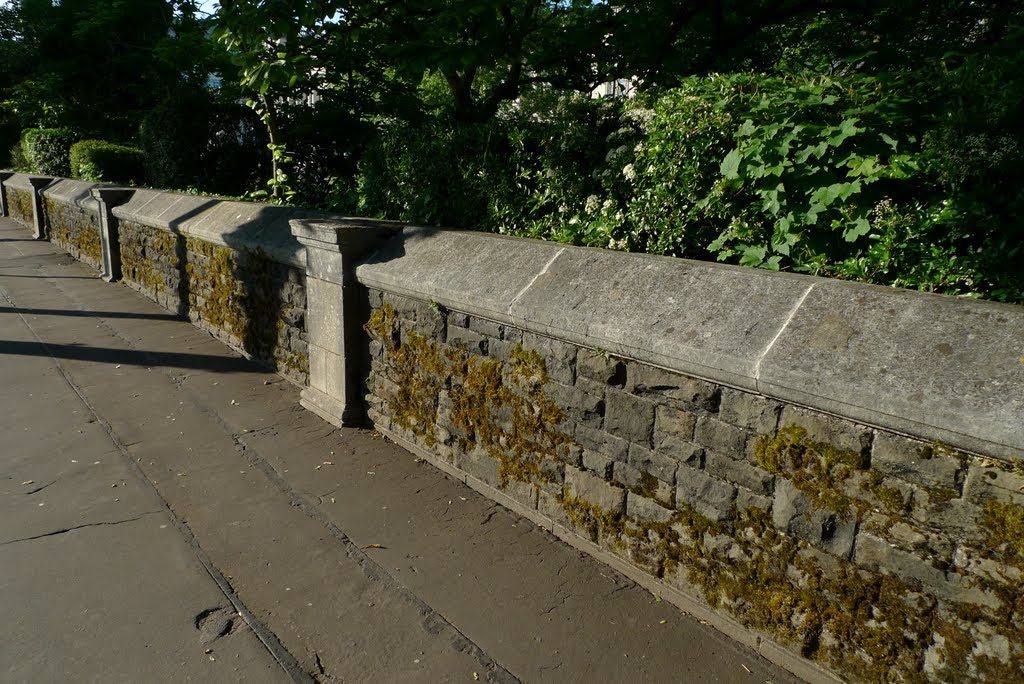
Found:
<box><xmin>719</xmin><ymin>389</ymin><xmax>782</xmax><ymax>434</ymax></box>
<box><xmin>547</xmin><ymin>381</ymin><xmax>604</xmax><ymax>429</ymax></box>
<box><xmin>654</xmin><ymin>406</ymin><xmax>697</xmax><ymax>442</ymax></box>
<box><xmin>676</xmin><ymin>470</ymin><xmax>736</xmax><ymax>522</ymax></box>
<box><xmin>772</xmin><ymin>480</ymin><xmax>856</xmax><ymax>557</ymax></box>
<box><xmin>871</xmin><ymin>431</ymin><xmax>965</xmax><ymax>490</ymax></box>
<box><xmin>735</xmin><ymin>487</ymin><xmax>773</xmax><ymax>514</ymax></box>
<box><xmin>705</xmin><ymin>451</ymin><xmax>773</xmax><ymax>495</ymax></box>
<box><xmin>467</xmin><ymin>316</ymin><xmax>503</xmax><ymax>339</ymax></box>
<box><xmin>779</xmin><ymin>406</ymin><xmax>871</xmax><ymax>460</ymax></box>
<box><xmin>854</xmin><ymin>533</ymin><xmax>997</xmax><ymax>608</ymax></box>
<box><xmin>693</xmin><ymin>416</ymin><xmax>748</xmax><ymax>459</ymax></box>
<box><xmin>565</xmin><ymin>466</ymin><xmax>626</xmax><ymax>514</ymax></box>
<box><xmin>582</xmin><ymin>449</ymin><xmax>613</xmax><ymax>479</ymax></box>
<box><xmin>446</xmin><ymin>325</ymin><xmax>488</xmax><ymax>354</ymax></box>
<box><xmin>963</xmin><ymin>462</ymin><xmax>1024</xmax><ymax>507</ymax></box>
<box><xmin>627</xmin><ymin>364</ymin><xmax>720</xmax><ymax>411</ymax></box>
<box><xmin>604</xmin><ymin>391</ymin><xmax>656</xmax><ymax>445</ymax></box>
<box><xmin>520</xmin><ymin>331</ymin><xmax>576</xmax><ymax>384</ymax></box>
<box><xmin>656</xmin><ymin>435</ymin><xmax>703</xmax><ymax>468</ymax></box>
<box><xmin>577</xmin><ymin>351</ymin><xmax>626</xmax><ymax>386</ymax></box>
<box><xmin>626</xmin><ymin>493</ymin><xmax>674</xmax><ymax>523</ymax></box>
<box><xmin>613</xmin><ymin>461</ymin><xmax>673</xmax><ymax>504</ymax></box>
<box><xmin>759</xmin><ymin>280</ymin><xmax>1024</xmax><ymax>460</ymax></box>
<box><xmin>627</xmin><ymin>444</ymin><xmax>678</xmax><ymax>484</ymax></box>
<box><xmin>574</xmin><ymin>424</ymin><xmax>629</xmax><ymax>461</ymax></box>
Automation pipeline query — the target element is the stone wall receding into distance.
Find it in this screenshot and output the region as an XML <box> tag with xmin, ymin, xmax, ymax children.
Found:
<box><xmin>4</xmin><ymin>172</ymin><xmax>1023</xmax><ymax>683</ymax></box>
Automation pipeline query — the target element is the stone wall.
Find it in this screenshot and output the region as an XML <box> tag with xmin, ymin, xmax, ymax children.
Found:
<box><xmin>116</xmin><ymin>219</ymin><xmax>309</xmax><ymax>384</ymax></box>
<box><xmin>353</xmin><ymin>227</ymin><xmax>1024</xmax><ymax>683</ymax></box>
<box><xmin>360</xmin><ymin>290</ymin><xmax>1024</xmax><ymax>682</ymax></box>
<box><xmin>41</xmin><ymin>180</ymin><xmax>104</xmax><ymax>268</ymax></box>
<box><xmin>5</xmin><ymin>184</ymin><xmax>34</xmax><ymax>225</ymax></box>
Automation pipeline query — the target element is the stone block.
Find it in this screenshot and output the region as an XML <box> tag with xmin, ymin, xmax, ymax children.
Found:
<box><xmin>963</xmin><ymin>462</ymin><xmax>1024</xmax><ymax>507</ymax></box>
<box><xmin>735</xmin><ymin>486</ymin><xmax>773</xmax><ymax>514</ymax></box>
<box><xmin>574</xmin><ymin>424</ymin><xmax>629</xmax><ymax>461</ymax></box>
<box><xmin>488</xmin><ymin>338</ymin><xmax>517</xmax><ymax>362</ymax></box>
<box><xmin>655</xmin><ymin>435</ymin><xmax>703</xmax><ymax>468</ymax></box>
<box><xmin>705</xmin><ymin>451</ymin><xmax>774</xmax><ymax>495</ymax></box>
<box><xmin>693</xmin><ymin>416</ymin><xmax>748</xmax><ymax>459</ymax></box>
<box><xmin>565</xmin><ymin>466</ymin><xmax>626</xmax><ymax>515</ymax></box>
<box><xmin>871</xmin><ymin>431</ymin><xmax>965</xmax><ymax>491</ymax></box>
<box><xmin>854</xmin><ymin>533</ymin><xmax>997</xmax><ymax>609</ymax></box>
<box><xmin>626</xmin><ymin>364</ymin><xmax>720</xmax><ymax>411</ymax></box>
<box><xmin>655</xmin><ymin>405</ymin><xmax>697</xmax><ymax>442</ymax></box>
<box><xmin>627</xmin><ymin>443</ymin><xmax>678</xmax><ymax>484</ymax></box>
<box><xmin>538</xmin><ymin>489</ymin><xmax>572</xmax><ymax>528</ymax></box>
<box><xmin>468</xmin><ymin>316</ymin><xmax>503</xmax><ymax>338</ymax></box>
<box><xmin>446</xmin><ymin>326</ymin><xmax>488</xmax><ymax>354</ymax></box>
<box><xmin>779</xmin><ymin>407</ymin><xmax>872</xmax><ymax>461</ymax></box>
<box><xmin>449</xmin><ymin>311</ymin><xmax>469</xmax><ymax>328</ymax></box>
<box><xmin>577</xmin><ymin>351</ymin><xmax>626</xmax><ymax>386</ymax></box>
<box><xmin>605</xmin><ymin>391</ymin><xmax>656</xmax><ymax>445</ymax></box>
<box><xmin>455</xmin><ymin>448</ymin><xmax>501</xmax><ymax>488</ymax></box>
<box><xmin>719</xmin><ymin>388</ymin><xmax>782</xmax><ymax>434</ymax></box>
<box><xmin>612</xmin><ymin>461</ymin><xmax>673</xmax><ymax>505</ymax></box>
<box><xmin>582</xmin><ymin>449</ymin><xmax>613</xmax><ymax>479</ymax></box>
<box><xmin>520</xmin><ymin>331</ymin><xmax>576</xmax><ymax>385</ymax></box>
<box><xmin>546</xmin><ymin>381</ymin><xmax>604</xmax><ymax>429</ymax></box>
<box><xmin>626</xmin><ymin>493</ymin><xmax>674</xmax><ymax>523</ymax></box>
<box><xmin>772</xmin><ymin>480</ymin><xmax>856</xmax><ymax>558</ymax></box>
<box><xmin>676</xmin><ymin>469</ymin><xmax>737</xmax><ymax>522</ymax></box>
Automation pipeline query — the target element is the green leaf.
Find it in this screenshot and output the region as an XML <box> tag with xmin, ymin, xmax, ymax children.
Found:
<box><xmin>739</xmin><ymin>244</ymin><xmax>767</xmax><ymax>267</ymax></box>
<box><xmin>720</xmin><ymin>148</ymin><xmax>742</xmax><ymax>179</ymax></box>
<box><xmin>843</xmin><ymin>218</ymin><xmax>871</xmax><ymax>242</ymax></box>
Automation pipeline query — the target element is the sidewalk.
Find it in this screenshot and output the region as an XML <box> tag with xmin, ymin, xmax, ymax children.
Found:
<box><xmin>0</xmin><ymin>216</ymin><xmax>800</xmax><ymax>683</ymax></box>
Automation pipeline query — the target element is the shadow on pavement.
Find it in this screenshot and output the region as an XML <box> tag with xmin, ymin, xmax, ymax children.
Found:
<box><xmin>0</xmin><ymin>339</ymin><xmax>259</xmax><ymax>373</ymax></box>
<box><xmin>0</xmin><ymin>306</ymin><xmax>182</xmax><ymax>321</ymax></box>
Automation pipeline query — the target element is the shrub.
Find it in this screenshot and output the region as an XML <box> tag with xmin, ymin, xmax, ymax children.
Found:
<box><xmin>139</xmin><ymin>92</ymin><xmax>265</xmax><ymax>196</ymax></box>
<box><xmin>7</xmin><ymin>140</ymin><xmax>29</xmax><ymax>171</ymax></box>
<box><xmin>69</xmin><ymin>140</ymin><xmax>145</xmax><ymax>185</ymax></box>
<box><xmin>21</xmin><ymin>127</ymin><xmax>77</xmax><ymax>176</ymax></box>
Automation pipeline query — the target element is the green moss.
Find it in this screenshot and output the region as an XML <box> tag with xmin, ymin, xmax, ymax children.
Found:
<box><xmin>7</xmin><ymin>187</ymin><xmax>33</xmax><ymax>224</ymax></box>
<box><xmin>981</xmin><ymin>501</ymin><xmax>1024</xmax><ymax>566</ymax></box>
<box><xmin>861</xmin><ymin>471</ymin><xmax>911</xmax><ymax>514</ymax></box>
<box><xmin>43</xmin><ymin>197</ymin><xmax>101</xmax><ymax>265</ymax></box>
<box><xmin>754</xmin><ymin>425</ymin><xmax>866</xmax><ymax>519</ymax></box>
<box><xmin>365</xmin><ymin>300</ymin><xmax>1022</xmax><ymax>682</ymax></box>
<box><xmin>366</xmin><ymin>306</ymin><xmax>569</xmax><ymax>486</ymax></box>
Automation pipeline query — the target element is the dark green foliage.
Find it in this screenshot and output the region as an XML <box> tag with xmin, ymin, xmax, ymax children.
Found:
<box><xmin>21</xmin><ymin>127</ymin><xmax>76</xmax><ymax>176</ymax></box>
<box><xmin>69</xmin><ymin>139</ymin><xmax>144</xmax><ymax>185</ymax></box>
<box><xmin>139</xmin><ymin>92</ymin><xmax>265</xmax><ymax>196</ymax></box>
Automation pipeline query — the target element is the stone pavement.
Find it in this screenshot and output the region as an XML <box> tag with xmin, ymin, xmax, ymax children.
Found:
<box><xmin>0</xmin><ymin>215</ymin><xmax>801</xmax><ymax>683</ymax></box>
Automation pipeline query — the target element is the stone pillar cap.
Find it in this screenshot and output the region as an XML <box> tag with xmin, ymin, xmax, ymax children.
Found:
<box><xmin>289</xmin><ymin>217</ymin><xmax>405</xmax><ymax>252</ymax></box>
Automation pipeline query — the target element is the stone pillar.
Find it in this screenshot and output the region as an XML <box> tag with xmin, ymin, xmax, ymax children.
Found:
<box><xmin>27</xmin><ymin>176</ymin><xmax>54</xmax><ymax>239</ymax></box>
<box><xmin>0</xmin><ymin>171</ymin><xmax>13</xmax><ymax>217</ymax></box>
<box><xmin>290</xmin><ymin>217</ymin><xmax>402</xmax><ymax>427</ymax></box>
<box><xmin>91</xmin><ymin>187</ymin><xmax>135</xmax><ymax>282</ymax></box>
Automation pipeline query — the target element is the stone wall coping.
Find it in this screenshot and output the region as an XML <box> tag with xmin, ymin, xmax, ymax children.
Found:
<box><xmin>355</xmin><ymin>227</ymin><xmax>1024</xmax><ymax>461</ymax></box>
<box><xmin>40</xmin><ymin>178</ymin><xmax>110</xmax><ymax>214</ymax></box>
<box><xmin>2</xmin><ymin>172</ymin><xmax>48</xmax><ymax>193</ymax></box>
<box><xmin>109</xmin><ymin>188</ymin><xmax>329</xmax><ymax>269</ymax></box>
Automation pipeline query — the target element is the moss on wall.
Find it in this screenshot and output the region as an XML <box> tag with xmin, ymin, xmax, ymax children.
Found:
<box><xmin>7</xmin><ymin>187</ymin><xmax>34</xmax><ymax>225</ymax></box>
<box><xmin>363</xmin><ymin>297</ymin><xmax>1024</xmax><ymax>683</ymax></box>
<box><xmin>43</xmin><ymin>197</ymin><xmax>101</xmax><ymax>266</ymax></box>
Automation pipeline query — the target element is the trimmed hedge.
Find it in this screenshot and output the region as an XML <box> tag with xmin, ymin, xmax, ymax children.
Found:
<box><xmin>69</xmin><ymin>139</ymin><xmax>144</xmax><ymax>185</ymax></box>
<box><xmin>21</xmin><ymin>128</ymin><xmax>77</xmax><ymax>176</ymax></box>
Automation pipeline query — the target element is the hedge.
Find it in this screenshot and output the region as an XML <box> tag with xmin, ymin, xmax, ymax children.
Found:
<box><xmin>21</xmin><ymin>128</ymin><xmax>77</xmax><ymax>176</ymax></box>
<box><xmin>69</xmin><ymin>139</ymin><xmax>144</xmax><ymax>185</ymax></box>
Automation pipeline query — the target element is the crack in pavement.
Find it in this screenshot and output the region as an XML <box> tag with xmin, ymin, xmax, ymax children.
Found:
<box><xmin>0</xmin><ymin>511</ymin><xmax>162</xmax><ymax>546</ymax></box>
